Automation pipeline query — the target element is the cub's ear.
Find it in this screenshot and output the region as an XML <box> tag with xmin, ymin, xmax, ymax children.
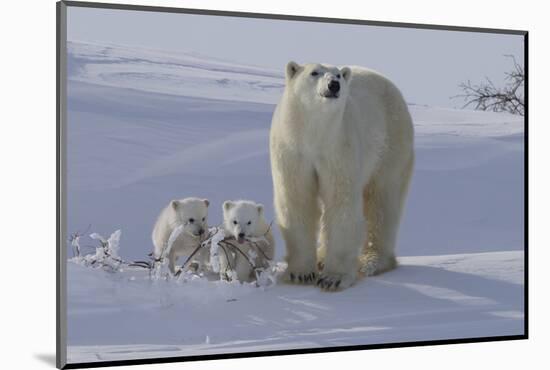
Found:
<box><xmin>170</xmin><ymin>200</ymin><xmax>179</xmax><ymax>210</ymax></box>
<box><xmin>341</xmin><ymin>67</ymin><xmax>351</xmax><ymax>82</ymax></box>
<box><xmin>203</xmin><ymin>199</ymin><xmax>210</xmax><ymax>207</ymax></box>
<box><xmin>223</xmin><ymin>201</ymin><xmax>234</xmax><ymax>212</ymax></box>
<box><xmin>257</xmin><ymin>204</ymin><xmax>264</xmax><ymax>215</ymax></box>
<box><xmin>286</xmin><ymin>61</ymin><xmax>301</xmax><ymax>80</ymax></box>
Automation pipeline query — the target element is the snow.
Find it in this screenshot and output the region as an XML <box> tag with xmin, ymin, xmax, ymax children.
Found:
<box><xmin>66</xmin><ymin>251</ymin><xmax>523</xmax><ymax>363</ymax></box>
<box><xmin>65</xmin><ymin>41</ymin><xmax>525</xmax><ymax>364</ymax></box>
<box><xmin>68</xmin><ymin>41</ymin><xmax>284</xmax><ymax>105</ymax></box>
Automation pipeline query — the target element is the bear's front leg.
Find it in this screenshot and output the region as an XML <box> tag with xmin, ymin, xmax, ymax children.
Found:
<box><xmin>317</xmin><ymin>179</ymin><xmax>365</xmax><ymax>291</ymax></box>
<box><xmin>272</xmin><ymin>162</ymin><xmax>320</xmax><ymax>285</ymax></box>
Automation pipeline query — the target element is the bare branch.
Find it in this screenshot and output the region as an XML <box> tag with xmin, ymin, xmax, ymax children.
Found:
<box><xmin>453</xmin><ymin>56</ymin><xmax>524</xmax><ymax>116</ymax></box>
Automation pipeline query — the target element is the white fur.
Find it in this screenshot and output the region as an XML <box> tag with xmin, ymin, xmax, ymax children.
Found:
<box><xmin>152</xmin><ymin>197</ymin><xmax>210</xmax><ymax>274</ymax></box>
<box><xmin>221</xmin><ymin>200</ymin><xmax>275</xmax><ymax>282</ymax></box>
<box><xmin>270</xmin><ymin>62</ymin><xmax>414</xmax><ymax>291</ymax></box>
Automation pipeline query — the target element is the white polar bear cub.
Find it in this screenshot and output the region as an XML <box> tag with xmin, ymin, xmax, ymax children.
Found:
<box><xmin>270</xmin><ymin>62</ymin><xmax>414</xmax><ymax>291</ymax></box>
<box><xmin>220</xmin><ymin>200</ymin><xmax>275</xmax><ymax>282</ymax></box>
<box><xmin>152</xmin><ymin>197</ymin><xmax>210</xmax><ymax>274</ymax></box>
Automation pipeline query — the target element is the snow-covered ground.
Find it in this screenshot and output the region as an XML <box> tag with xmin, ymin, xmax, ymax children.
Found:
<box><xmin>65</xmin><ymin>41</ymin><xmax>525</xmax><ymax>364</ymax></box>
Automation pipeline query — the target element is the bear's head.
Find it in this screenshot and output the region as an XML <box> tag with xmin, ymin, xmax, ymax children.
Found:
<box><xmin>171</xmin><ymin>197</ymin><xmax>209</xmax><ymax>239</ymax></box>
<box><xmin>285</xmin><ymin>61</ymin><xmax>351</xmax><ymax>111</ymax></box>
<box><xmin>223</xmin><ymin>200</ymin><xmax>264</xmax><ymax>244</ymax></box>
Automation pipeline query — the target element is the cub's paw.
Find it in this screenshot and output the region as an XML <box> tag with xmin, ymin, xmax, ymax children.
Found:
<box><xmin>316</xmin><ymin>271</ymin><xmax>356</xmax><ymax>291</ymax></box>
<box><xmin>280</xmin><ymin>269</ymin><xmax>317</xmax><ymax>285</ymax></box>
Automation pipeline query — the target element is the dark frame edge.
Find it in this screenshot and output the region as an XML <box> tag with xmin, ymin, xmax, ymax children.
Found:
<box><xmin>62</xmin><ymin>0</ymin><xmax>527</xmax><ymax>35</ymax></box>
<box><xmin>523</xmin><ymin>32</ymin><xmax>529</xmax><ymax>339</ymax></box>
<box><xmin>57</xmin><ymin>1</ymin><xmax>68</xmax><ymax>369</ymax></box>
<box><xmin>63</xmin><ymin>334</ymin><xmax>527</xmax><ymax>369</ymax></box>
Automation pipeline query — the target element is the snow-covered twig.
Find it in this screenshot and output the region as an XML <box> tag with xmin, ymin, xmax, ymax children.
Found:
<box><xmin>150</xmin><ymin>229</ymin><xmax>176</xmax><ymax>279</ymax></box>
<box><xmin>70</xmin><ymin>234</ymin><xmax>81</xmax><ymax>258</ymax></box>
<box><xmin>71</xmin><ymin>229</ymin><xmax>124</xmax><ymax>272</ymax></box>
<box><xmin>68</xmin><ymin>223</ymin><xmax>278</xmax><ymax>287</ymax></box>
<box><xmin>68</xmin><ymin>224</ymin><xmax>91</xmax><ymax>257</ymax></box>
<box><xmin>208</xmin><ymin>227</ymin><xmax>226</xmax><ymax>273</ymax></box>
<box><xmin>206</xmin><ymin>222</ymin><xmax>276</xmax><ymax>286</ymax></box>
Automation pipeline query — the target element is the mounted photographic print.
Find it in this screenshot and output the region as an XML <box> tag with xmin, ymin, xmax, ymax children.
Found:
<box><xmin>57</xmin><ymin>1</ymin><xmax>527</xmax><ymax>368</ymax></box>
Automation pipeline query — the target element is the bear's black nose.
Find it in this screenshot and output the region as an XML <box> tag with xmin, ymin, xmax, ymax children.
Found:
<box><xmin>238</xmin><ymin>232</ymin><xmax>245</xmax><ymax>238</ymax></box>
<box><xmin>328</xmin><ymin>80</ymin><xmax>340</xmax><ymax>93</ymax></box>
<box><xmin>199</xmin><ymin>228</ymin><xmax>204</xmax><ymax>235</ymax></box>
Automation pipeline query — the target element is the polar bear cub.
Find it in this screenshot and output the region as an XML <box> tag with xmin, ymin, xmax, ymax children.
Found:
<box><xmin>152</xmin><ymin>197</ymin><xmax>210</xmax><ymax>274</ymax></box>
<box><xmin>220</xmin><ymin>200</ymin><xmax>275</xmax><ymax>282</ymax></box>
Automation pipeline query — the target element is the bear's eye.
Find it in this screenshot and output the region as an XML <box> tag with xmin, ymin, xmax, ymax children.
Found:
<box><xmin>311</xmin><ymin>71</ymin><xmax>319</xmax><ymax>77</ymax></box>
<box><xmin>336</xmin><ymin>74</ymin><xmax>341</xmax><ymax>79</ymax></box>
<box><xmin>233</xmin><ymin>220</ymin><xmax>238</xmax><ymax>225</ymax></box>
<box><xmin>247</xmin><ymin>221</ymin><xmax>252</xmax><ymax>225</ymax></box>
<box><xmin>189</xmin><ymin>218</ymin><xmax>195</xmax><ymax>223</ymax></box>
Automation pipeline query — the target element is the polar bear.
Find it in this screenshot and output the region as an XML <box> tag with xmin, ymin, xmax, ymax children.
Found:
<box><xmin>220</xmin><ymin>200</ymin><xmax>275</xmax><ymax>282</ymax></box>
<box><xmin>152</xmin><ymin>197</ymin><xmax>210</xmax><ymax>274</ymax></box>
<box><xmin>269</xmin><ymin>62</ymin><xmax>414</xmax><ymax>291</ymax></box>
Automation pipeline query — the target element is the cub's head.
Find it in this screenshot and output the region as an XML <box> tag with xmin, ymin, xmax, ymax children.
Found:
<box><xmin>223</xmin><ymin>200</ymin><xmax>264</xmax><ymax>244</ymax></box>
<box><xmin>170</xmin><ymin>197</ymin><xmax>209</xmax><ymax>238</ymax></box>
<box><xmin>285</xmin><ymin>61</ymin><xmax>351</xmax><ymax>109</ymax></box>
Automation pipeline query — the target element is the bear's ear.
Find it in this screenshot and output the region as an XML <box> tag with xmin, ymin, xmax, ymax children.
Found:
<box><xmin>341</xmin><ymin>67</ymin><xmax>351</xmax><ymax>82</ymax></box>
<box><xmin>223</xmin><ymin>201</ymin><xmax>234</xmax><ymax>212</ymax></box>
<box><xmin>170</xmin><ymin>200</ymin><xmax>179</xmax><ymax>210</ymax></box>
<box><xmin>257</xmin><ymin>204</ymin><xmax>264</xmax><ymax>215</ymax></box>
<box><xmin>286</xmin><ymin>61</ymin><xmax>301</xmax><ymax>80</ymax></box>
<box><xmin>203</xmin><ymin>199</ymin><xmax>210</xmax><ymax>207</ymax></box>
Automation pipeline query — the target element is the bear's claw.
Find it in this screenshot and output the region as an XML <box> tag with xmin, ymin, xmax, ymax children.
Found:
<box><xmin>282</xmin><ymin>270</ymin><xmax>317</xmax><ymax>285</ymax></box>
<box><xmin>316</xmin><ymin>272</ymin><xmax>354</xmax><ymax>291</ymax></box>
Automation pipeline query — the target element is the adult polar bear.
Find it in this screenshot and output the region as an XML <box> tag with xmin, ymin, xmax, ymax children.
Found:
<box><xmin>270</xmin><ymin>62</ymin><xmax>414</xmax><ymax>291</ymax></box>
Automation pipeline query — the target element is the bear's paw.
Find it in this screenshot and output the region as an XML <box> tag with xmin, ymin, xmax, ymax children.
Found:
<box><xmin>316</xmin><ymin>271</ymin><xmax>356</xmax><ymax>291</ymax></box>
<box><xmin>280</xmin><ymin>269</ymin><xmax>317</xmax><ymax>285</ymax></box>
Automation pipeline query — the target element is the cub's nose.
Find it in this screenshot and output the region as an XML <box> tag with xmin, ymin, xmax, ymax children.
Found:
<box><xmin>198</xmin><ymin>228</ymin><xmax>205</xmax><ymax>235</ymax></box>
<box><xmin>238</xmin><ymin>232</ymin><xmax>245</xmax><ymax>238</ymax></box>
<box><xmin>328</xmin><ymin>80</ymin><xmax>340</xmax><ymax>93</ymax></box>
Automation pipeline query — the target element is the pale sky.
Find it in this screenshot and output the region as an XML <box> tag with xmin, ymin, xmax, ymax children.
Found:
<box><xmin>67</xmin><ymin>6</ymin><xmax>524</xmax><ymax>108</ymax></box>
